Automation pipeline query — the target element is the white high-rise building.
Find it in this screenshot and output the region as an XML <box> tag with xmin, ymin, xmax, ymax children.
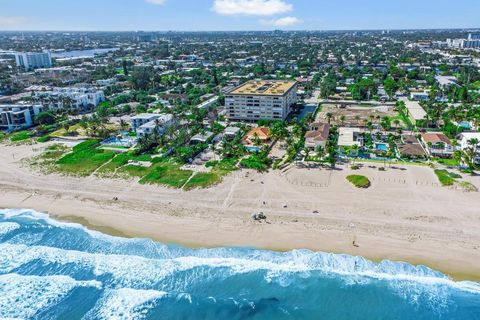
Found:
<box><xmin>225</xmin><ymin>80</ymin><xmax>298</xmax><ymax>121</ymax></box>
<box><xmin>15</xmin><ymin>52</ymin><xmax>52</xmax><ymax>71</ymax></box>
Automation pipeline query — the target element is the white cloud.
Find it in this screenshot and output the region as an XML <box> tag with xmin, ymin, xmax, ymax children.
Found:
<box><xmin>260</xmin><ymin>16</ymin><xmax>303</xmax><ymax>27</ymax></box>
<box><xmin>0</xmin><ymin>16</ymin><xmax>27</xmax><ymax>28</ymax></box>
<box><xmin>212</xmin><ymin>0</ymin><xmax>292</xmax><ymax>16</ymax></box>
<box><xmin>146</xmin><ymin>0</ymin><xmax>166</xmax><ymax>5</ymax></box>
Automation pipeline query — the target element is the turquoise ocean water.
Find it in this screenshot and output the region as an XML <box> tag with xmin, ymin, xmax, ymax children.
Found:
<box><xmin>0</xmin><ymin>208</ymin><xmax>479</xmax><ymax>320</ymax></box>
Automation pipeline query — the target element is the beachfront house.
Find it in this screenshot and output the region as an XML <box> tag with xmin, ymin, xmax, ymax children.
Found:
<box><xmin>421</xmin><ymin>133</ymin><xmax>454</xmax><ymax>158</ymax></box>
<box><xmin>305</xmin><ymin>122</ymin><xmax>330</xmax><ymax>150</ymax></box>
<box><xmin>190</xmin><ymin>131</ymin><xmax>214</xmax><ymax>145</ymax></box>
<box><xmin>396</xmin><ymin>134</ymin><xmax>427</xmax><ymax>159</ymax></box>
<box><xmin>223</xmin><ymin>126</ymin><xmax>241</xmax><ymax>141</ymax></box>
<box><xmin>243</xmin><ymin>127</ymin><xmax>271</xmax><ymax>144</ymax></box>
<box><xmin>458</xmin><ymin>132</ymin><xmax>480</xmax><ymax>164</ymax></box>
<box><xmin>338</xmin><ymin>127</ymin><xmax>363</xmax><ymax>148</ymax></box>
<box><xmin>242</xmin><ymin>127</ymin><xmax>271</xmax><ymax>152</ymax></box>
<box><xmin>131</xmin><ymin>113</ymin><xmax>176</xmax><ymax>137</ymax></box>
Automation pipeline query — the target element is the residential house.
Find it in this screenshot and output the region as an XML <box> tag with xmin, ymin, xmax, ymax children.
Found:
<box><xmin>397</xmin><ymin>134</ymin><xmax>426</xmax><ymax>159</ymax></box>
<box><xmin>421</xmin><ymin>133</ymin><xmax>454</xmax><ymax>157</ymax></box>
<box><xmin>458</xmin><ymin>132</ymin><xmax>480</xmax><ymax>164</ymax></box>
<box><xmin>243</xmin><ymin>127</ymin><xmax>271</xmax><ymax>146</ymax></box>
<box><xmin>190</xmin><ymin>131</ymin><xmax>214</xmax><ymax>145</ymax></box>
<box><xmin>223</xmin><ymin>126</ymin><xmax>241</xmax><ymax>141</ymax></box>
<box><xmin>305</xmin><ymin>122</ymin><xmax>330</xmax><ymax>150</ymax></box>
<box><xmin>131</xmin><ymin>113</ymin><xmax>175</xmax><ymax>137</ymax></box>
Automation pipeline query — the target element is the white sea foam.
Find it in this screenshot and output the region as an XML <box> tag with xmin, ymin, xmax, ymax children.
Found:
<box><xmin>0</xmin><ymin>208</ymin><xmax>130</xmax><ymax>243</ymax></box>
<box><xmin>0</xmin><ymin>273</ymin><xmax>101</xmax><ymax>319</ymax></box>
<box><xmin>84</xmin><ymin>288</ymin><xmax>167</xmax><ymax>320</ymax></box>
<box><xmin>0</xmin><ymin>222</ymin><xmax>20</xmax><ymax>236</ymax></box>
<box><xmin>0</xmin><ymin>242</ymin><xmax>479</xmax><ymax>299</ymax></box>
<box><xmin>1</xmin><ymin>208</ymin><xmax>479</xmax><ymax>299</ymax></box>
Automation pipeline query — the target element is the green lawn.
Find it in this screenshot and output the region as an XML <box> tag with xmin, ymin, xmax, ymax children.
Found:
<box><xmin>10</xmin><ymin>131</ymin><xmax>32</xmax><ymax>142</ymax></box>
<box><xmin>346</xmin><ymin>175</ymin><xmax>371</xmax><ymax>188</ymax></box>
<box><xmin>185</xmin><ymin>158</ymin><xmax>238</xmax><ymax>190</ymax></box>
<box><xmin>56</xmin><ymin>140</ymin><xmax>116</xmax><ymax>176</ymax></box>
<box><xmin>139</xmin><ymin>162</ymin><xmax>193</xmax><ymax>188</ymax></box>
<box><xmin>434</xmin><ymin>169</ymin><xmax>457</xmax><ymax>186</ymax></box>
<box><xmin>434</xmin><ymin>158</ymin><xmax>460</xmax><ymax>167</ymax></box>
<box><xmin>95</xmin><ymin>153</ymin><xmax>133</xmax><ymax>176</ymax></box>
<box><xmin>184</xmin><ymin>172</ymin><xmax>222</xmax><ymax>190</ymax></box>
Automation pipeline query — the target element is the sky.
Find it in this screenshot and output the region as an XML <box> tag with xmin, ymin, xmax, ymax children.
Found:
<box><xmin>0</xmin><ymin>0</ymin><xmax>479</xmax><ymax>31</ymax></box>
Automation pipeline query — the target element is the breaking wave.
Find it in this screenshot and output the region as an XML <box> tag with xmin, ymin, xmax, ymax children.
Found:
<box><xmin>0</xmin><ymin>208</ymin><xmax>479</xmax><ymax>319</ymax></box>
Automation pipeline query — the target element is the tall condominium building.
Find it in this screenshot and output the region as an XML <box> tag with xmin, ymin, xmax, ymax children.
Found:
<box><xmin>15</xmin><ymin>52</ymin><xmax>52</xmax><ymax>71</ymax></box>
<box><xmin>225</xmin><ymin>80</ymin><xmax>298</xmax><ymax>121</ymax></box>
<box><xmin>0</xmin><ymin>104</ymin><xmax>43</xmax><ymax>131</ymax></box>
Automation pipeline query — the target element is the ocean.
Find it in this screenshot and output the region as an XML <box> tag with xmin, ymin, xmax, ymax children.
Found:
<box><xmin>0</xmin><ymin>208</ymin><xmax>479</xmax><ymax>320</ymax></box>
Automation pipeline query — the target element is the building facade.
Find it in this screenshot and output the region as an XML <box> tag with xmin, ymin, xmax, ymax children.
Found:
<box><xmin>225</xmin><ymin>80</ymin><xmax>298</xmax><ymax>121</ymax></box>
<box><xmin>131</xmin><ymin>113</ymin><xmax>176</xmax><ymax>137</ymax></box>
<box><xmin>0</xmin><ymin>104</ymin><xmax>43</xmax><ymax>131</ymax></box>
<box><xmin>15</xmin><ymin>52</ymin><xmax>52</xmax><ymax>71</ymax></box>
<box><xmin>34</xmin><ymin>87</ymin><xmax>105</xmax><ymax>111</ymax></box>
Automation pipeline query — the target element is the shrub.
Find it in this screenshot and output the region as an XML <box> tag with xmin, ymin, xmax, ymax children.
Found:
<box><xmin>346</xmin><ymin>175</ymin><xmax>371</xmax><ymax>188</ymax></box>
<box><xmin>37</xmin><ymin>135</ymin><xmax>51</xmax><ymax>143</ymax></box>
<box><xmin>434</xmin><ymin>169</ymin><xmax>456</xmax><ymax>186</ymax></box>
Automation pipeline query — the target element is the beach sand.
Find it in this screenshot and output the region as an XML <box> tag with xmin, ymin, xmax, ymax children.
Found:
<box><xmin>1</xmin><ymin>142</ymin><xmax>480</xmax><ymax>281</ymax></box>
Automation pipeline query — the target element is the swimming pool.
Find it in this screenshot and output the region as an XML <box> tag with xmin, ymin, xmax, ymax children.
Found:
<box><xmin>246</xmin><ymin>146</ymin><xmax>261</xmax><ymax>153</ymax></box>
<box><xmin>375</xmin><ymin>143</ymin><xmax>388</xmax><ymax>151</ymax></box>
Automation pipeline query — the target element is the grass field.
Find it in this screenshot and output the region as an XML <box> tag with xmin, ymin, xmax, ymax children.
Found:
<box><xmin>434</xmin><ymin>169</ymin><xmax>458</xmax><ymax>186</ymax></box>
<box><xmin>139</xmin><ymin>161</ymin><xmax>193</xmax><ymax>188</ymax></box>
<box><xmin>184</xmin><ymin>158</ymin><xmax>238</xmax><ymax>190</ymax></box>
<box><xmin>184</xmin><ymin>172</ymin><xmax>222</xmax><ymax>190</ymax></box>
<box><xmin>346</xmin><ymin>175</ymin><xmax>371</xmax><ymax>188</ymax></box>
<box><xmin>10</xmin><ymin>131</ymin><xmax>32</xmax><ymax>142</ymax></box>
<box><xmin>56</xmin><ymin>140</ymin><xmax>117</xmax><ymax>176</ymax></box>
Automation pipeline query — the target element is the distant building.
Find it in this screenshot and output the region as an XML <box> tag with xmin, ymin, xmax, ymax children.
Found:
<box><xmin>226</xmin><ymin>80</ymin><xmax>298</xmax><ymax>121</ymax></box>
<box><xmin>0</xmin><ymin>104</ymin><xmax>43</xmax><ymax>131</ymax></box>
<box><xmin>409</xmin><ymin>91</ymin><xmax>429</xmax><ymax>101</ymax></box>
<box><xmin>15</xmin><ymin>52</ymin><xmax>52</xmax><ymax>71</ymax></box>
<box><xmin>435</xmin><ymin>75</ymin><xmax>458</xmax><ymax>88</ymax></box>
<box><xmin>34</xmin><ymin>87</ymin><xmax>105</xmax><ymax>111</ymax></box>
<box><xmin>402</xmin><ymin>99</ymin><xmax>427</xmax><ymax>124</ymax></box>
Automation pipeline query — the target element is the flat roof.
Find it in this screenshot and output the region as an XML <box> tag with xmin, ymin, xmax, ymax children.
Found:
<box><xmin>230</xmin><ymin>80</ymin><xmax>296</xmax><ymax>96</ymax></box>
<box><xmin>404</xmin><ymin>100</ymin><xmax>427</xmax><ymax>121</ymax></box>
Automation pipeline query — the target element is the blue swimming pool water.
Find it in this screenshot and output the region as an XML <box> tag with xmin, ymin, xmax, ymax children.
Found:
<box><xmin>375</xmin><ymin>143</ymin><xmax>389</xmax><ymax>151</ymax></box>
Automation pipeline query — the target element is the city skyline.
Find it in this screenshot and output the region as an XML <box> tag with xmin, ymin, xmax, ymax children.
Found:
<box><xmin>1</xmin><ymin>0</ymin><xmax>480</xmax><ymax>31</ymax></box>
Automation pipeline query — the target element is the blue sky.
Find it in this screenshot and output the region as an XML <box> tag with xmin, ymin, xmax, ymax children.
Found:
<box><xmin>0</xmin><ymin>0</ymin><xmax>479</xmax><ymax>31</ymax></box>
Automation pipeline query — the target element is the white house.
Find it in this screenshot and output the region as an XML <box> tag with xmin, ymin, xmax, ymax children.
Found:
<box><xmin>132</xmin><ymin>114</ymin><xmax>175</xmax><ymax>137</ymax></box>
<box><xmin>421</xmin><ymin>133</ymin><xmax>454</xmax><ymax>157</ymax></box>
<box><xmin>458</xmin><ymin>132</ymin><xmax>480</xmax><ymax>164</ymax></box>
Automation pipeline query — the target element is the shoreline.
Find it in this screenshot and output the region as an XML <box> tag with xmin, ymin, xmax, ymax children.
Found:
<box><xmin>52</xmin><ymin>212</ymin><xmax>480</xmax><ymax>282</ymax></box>
<box><xmin>1</xmin><ymin>142</ymin><xmax>480</xmax><ymax>282</ymax></box>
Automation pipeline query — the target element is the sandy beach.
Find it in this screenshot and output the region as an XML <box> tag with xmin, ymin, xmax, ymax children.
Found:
<box><xmin>1</xmin><ymin>141</ymin><xmax>480</xmax><ymax>281</ymax></box>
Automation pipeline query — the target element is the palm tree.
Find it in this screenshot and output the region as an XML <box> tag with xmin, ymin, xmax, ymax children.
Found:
<box><xmin>350</xmin><ymin>144</ymin><xmax>359</xmax><ymax>165</ymax></box>
<box><xmin>393</xmin><ymin>119</ymin><xmax>400</xmax><ymax>129</ymax></box>
<box><xmin>326</xmin><ymin>112</ymin><xmax>333</xmax><ymax>125</ymax></box>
